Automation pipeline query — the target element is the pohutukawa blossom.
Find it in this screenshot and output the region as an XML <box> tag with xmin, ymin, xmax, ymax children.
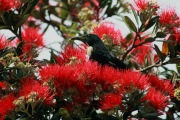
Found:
<box><xmin>117</xmin><ymin>70</ymin><xmax>149</xmax><ymax>90</ymax></box>
<box><xmin>0</xmin><ymin>94</ymin><xmax>16</xmax><ymax>120</ymax></box>
<box><xmin>93</xmin><ymin>22</ymin><xmax>125</xmax><ymax>45</ymax></box>
<box><xmin>142</xmin><ymin>88</ymin><xmax>168</xmax><ymax>110</ymax></box>
<box><xmin>159</xmin><ymin>8</ymin><xmax>180</xmax><ymax>31</ymax></box>
<box><xmin>148</xmin><ymin>75</ymin><xmax>174</xmax><ymax>96</ymax></box>
<box><xmin>100</xmin><ymin>93</ymin><xmax>122</xmax><ymax>110</ymax></box>
<box><xmin>130</xmin><ymin>36</ymin><xmax>153</xmax><ymax>65</ymax></box>
<box><xmin>133</xmin><ymin>43</ymin><xmax>152</xmax><ymax>65</ymax></box>
<box><xmin>39</xmin><ymin>64</ymin><xmax>78</xmax><ymax>96</ymax></box>
<box><xmin>56</xmin><ymin>45</ymin><xmax>87</xmax><ymax>65</ymax></box>
<box><xmin>0</xmin><ymin>0</ymin><xmax>21</xmax><ymax>11</ymax></box>
<box><xmin>133</xmin><ymin>0</ymin><xmax>149</xmax><ymax>11</ymax></box>
<box><xmin>21</xmin><ymin>27</ymin><xmax>44</xmax><ymax>53</ymax></box>
<box><xmin>173</xmin><ymin>28</ymin><xmax>180</xmax><ymax>44</ymax></box>
<box><xmin>19</xmin><ymin>78</ymin><xmax>54</xmax><ymax>106</ymax></box>
<box><xmin>133</xmin><ymin>0</ymin><xmax>159</xmax><ymax>12</ymax></box>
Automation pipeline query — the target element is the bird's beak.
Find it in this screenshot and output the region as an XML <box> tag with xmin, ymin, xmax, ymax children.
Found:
<box><xmin>70</xmin><ymin>36</ymin><xmax>88</xmax><ymax>45</ymax></box>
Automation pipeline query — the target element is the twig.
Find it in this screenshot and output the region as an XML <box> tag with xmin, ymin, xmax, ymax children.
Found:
<box><xmin>140</xmin><ymin>60</ymin><xmax>169</xmax><ymax>72</ymax></box>
<box><xmin>121</xmin><ymin>34</ymin><xmax>147</xmax><ymax>61</ymax></box>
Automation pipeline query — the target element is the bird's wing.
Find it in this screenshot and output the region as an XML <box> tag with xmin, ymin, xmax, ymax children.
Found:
<box><xmin>109</xmin><ymin>53</ymin><xmax>128</xmax><ymax>69</ymax></box>
<box><xmin>89</xmin><ymin>46</ymin><xmax>112</xmax><ymax>65</ymax></box>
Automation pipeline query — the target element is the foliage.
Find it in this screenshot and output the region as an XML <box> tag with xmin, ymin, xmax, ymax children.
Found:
<box><xmin>0</xmin><ymin>0</ymin><xmax>180</xmax><ymax>120</ymax></box>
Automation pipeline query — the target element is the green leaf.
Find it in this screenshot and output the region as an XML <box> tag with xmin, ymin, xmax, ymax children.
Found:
<box><xmin>131</xmin><ymin>5</ymin><xmax>139</xmax><ymax>25</ymax></box>
<box><xmin>16</xmin><ymin>42</ymin><xmax>24</xmax><ymax>56</ymax></box>
<box><xmin>50</xmin><ymin>50</ymin><xmax>57</xmax><ymax>64</ymax></box>
<box><xmin>177</xmin><ymin>64</ymin><xmax>180</xmax><ymax>74</ymax></box>
<box><xmin>142</xmin><ymin>16</ymin><xmax>159</xmax><ymax>32</ymax></box>
<box><xmin>155</xmin><ymin>32</ymin><xmax>166</xmax><ymax>38</ymax></box>
<box><xmin>7</xmin><ymin>36</ymin><xmax>16</xmax><ymax>42</ymax></box>
<box><xmin>0</xmin><ymin>62</ymin><xmax>4</xmax><ymax>70</ymax></box>
<box><xmin>154</xmin><ymin>44</ymin><xmax>166</xmax><ymax>62</ymax></box>
<box><xmin>168</xmin><ymin>58</ymin><xmax>180</xmax><ymax>64</ymax></box>
<box><xmin>124</xmin><ymin>16</ymin><xmax>137</xmax><ymax>32</ymax></box>
<box><xmin>125</xmin><ymin>33</ymin><xmax>134</xmax><ymax>42</ymax></box>
<box><xmin>0</xmin><ymin>26</ymin><xmax>10</xmax><ymax>30</ymax></box>
<box><xmin>140</xmin><ymin>12</ymin><xmax>147</xmax><ymax>24</ymax></box>
<box><xmin>22</xmin><ymin>0</ymin><xmax>39</xmax><ymax>15</ymax></box>
<box><xmin>168</xmin><ymin>43</ymin><xmax>176</xmax><ymax>58</ymax></box>
<box><xmin>16</xmin><ymin>14</ymin><xmax>29</xmax><ymax>27</ymax></box>
<box><xmin>145</xmin><ymin>37</ymin><xmax>155</xmax><ymax>43</ymax></box>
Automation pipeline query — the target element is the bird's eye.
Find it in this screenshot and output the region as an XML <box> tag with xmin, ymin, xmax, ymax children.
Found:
<box><xmin>87</xmin><ymin>34</ymin><xmax>90</xmax><ymax>37</ymax></box>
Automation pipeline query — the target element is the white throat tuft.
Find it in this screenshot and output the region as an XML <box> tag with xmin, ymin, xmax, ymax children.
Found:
<box><xmin>87</xmin><ymin>46</ymin><xmax>93</xmax><ymax>56</ymax></box>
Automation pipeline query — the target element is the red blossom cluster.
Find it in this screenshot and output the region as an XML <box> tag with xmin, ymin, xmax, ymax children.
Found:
<box><xmin>0</xmin><ymin>94</ymin><xmax>16</xmax><ymax>120</ymax></box>
<box><xmin>142</xmin><ymin>88</ymin><xmax>168</xmax><ymax>110</ymax></box>
<box><xmin>0</xmin><ymin>0</ymin><xmax>21</xmax><ymax>12</ymax></box>
<box><xmin>21</xmin><ymin>27</ymin><xmax>44</xmax><ymax>53</ymax></box>
<box><xmin>38</xmin><ymin>46</ymin><xmax>173</xmax><ymax>112</ymax></box>
<box><xmin>56</xmin><ymin>45</ymin><xmax>87</xmax><ymax>65</ymax></box>
<box><xmin>18</xmin><ymin>78</ymin><xmax>54</xmax><ymax>106</ymax></box>
<box><xmin>93</xmin><ymin>22</ymin><xmax>125</xmax><ymax>45</ymax></box>
<box><xmin>159</xmin><ymin>8</ymin><xmax>180</xmax><ymax>31</ymax></box>
<box><xmin>133</xmin><ymin>0</ymin><xmax>159</xmax><ymax>12</ymax></box>
<box><xmin>0</xmin><ymin>0</ymin><xmax>179</xmax><ymax>119</ymax></box>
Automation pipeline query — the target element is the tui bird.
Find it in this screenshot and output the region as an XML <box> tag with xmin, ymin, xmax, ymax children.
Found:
<box><xmin>71</xmin><ymin>34</ymin><xmax>128</xmax><ymax>69</ymax></box>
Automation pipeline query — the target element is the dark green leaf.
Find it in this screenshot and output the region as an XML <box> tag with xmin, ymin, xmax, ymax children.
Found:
<box><xmin>95</xmin><ymin>114</ymin><xmax>118</xmax><ymax>120</ymax></box>
<box><xmin>124</xmin><ymin>16</ymin><xmax>137</xmax><ymax>32</ymax></box>
<box><xmin>143</xmin><ymin>16</ymin><xmax>159</xmax><ymax>32</ymax></box>
<box><xmin>168</xmin><ymin>58</ymin><xmax>180</xmax><ymax>64</ymax></box>
<box><xmin>22</xmin><ymin>0</ymin><xmax>39</xmax><ymax>15</ymax></box>
<box><xmin>0</xmin><ymin>62</ymin><xmax>4</xmax><ymax>70</ymax></box>
<box><xmin>125</xmin><ymin>33</ymin><xmax>133</xmax><ymax>42</ymax></box>
<box><xmin>0</xmin><ymin>26</ymin><xmax>10</xmax><ymax>30</ymax></box>
<box><xmin>16</xmin><ymin>14</ymin><xmax>29</xmax><ymax>27</ymax></box>
<box><xmin>177</xmin><ymin>64</ymin><xmax>180</xmax><ymax>74</ymax></box>
<box><xmin>140</xmin><ymin>12</ymin><xmax>147</xmax><ymax>24</ymax></box>
<box><xmin>145</xmin><ymin>37</ymin><xmax>155</xmax><ymax>43</ymax></box>
<box><xmin>155</xmin><ymin>32</ymin><xmax>166</xmax><ymax>38</ymax></box>
<box><xmin>50</xmin><ymin>50</ymin><xmax>57</xmax><ymax>64</ymax></box>
<box><xmin>7</xmin><ymin>36</ymin><xmax>16</xmax><ymax>42</ymax></box>
<box><xmin>154</xmin><ymin>44</ymin><xmax>166</xmax><ymax>61</ymax></box>
<box><xmin>131</xmin><ymin>5</ymin><xmax>139</xmax><ymax>25</ymax></box>
<box><xmin>16</xmin><ymin>42</ymin><xmax>24</xmax><ymax>56</ymax></box>
<box><xmin>168</xmin><ymin>43</ymin><xmax>176</xmax><ymax>58</ymax></box>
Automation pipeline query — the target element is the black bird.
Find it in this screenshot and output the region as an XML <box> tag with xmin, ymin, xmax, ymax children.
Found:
<box><xmin>71</xmin><ymin>34</ymin><xmax>128</xmax><ymax>69</ymax></box>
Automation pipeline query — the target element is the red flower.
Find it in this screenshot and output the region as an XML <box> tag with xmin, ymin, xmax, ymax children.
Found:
<box><xmin>98</xmin><ymin>65</ymin><xmax>120</xmax><ymax>86</ymax></box>
<box><xmin>159</xmin><ymin>8</ymin><xmax>180</xmax><ymax>31</ymax></box>
<box><xmin>56</xmin><ymin>45</ymin><xmax>87</xmax><ymax>65</ymax></box>
<box><xmin>0</xmin><ymin>82</ymin><xmax>6</xmax><ymax>89</ymax></box>
<box><xmin>118</xmin><ymin>70</ymin><xmax>149</xmax><ymax>91</ymax></box>
<box><xmin>133</xmin><ymin>43</ymin><xmax>152</xmax><ymax>65</ymax></box>
<box><xmin>21</xmin><ymin>27</ymin><xmax>44</xmax><ymax>53</ymax></box>
<box><xmin>0</xmin><ymin>94</ymin><xmax>16</xmax><ymax>120</ymax></box>
<box><xmin>39</xmin><ymin>64</ymin><xmax>78</xmax><ymax>96</ymax></box>
<box><xmin>173</xmin><ymin>28</ymin><xmax>180</xmax><ymax>44</ymax></box>
<box><xmin>0</xmin><ymin>35</ymin><xmax>7</xmax><ymax>50</ymax></box>
<box><xmin>0</xmin><ymin>0</ymin><xmax>21</xmax><ymax>11</ymax></box>
<box><xmin>100</xmin><ymin>93</ymin><xmax>122</xmax><ymax>110</ymax></box>
<box><xmin>133</xmin><ymin>0</ymin><xmax>159</xmax><ymax>12</ymax></box>
<box><xmin>148</xmin><ymin>75</ymin><xmax>174</xmax><ymax>96</ymax></box>
<box><xmin>93</xmin><ymin>22</ymin><xmax>125</xmax><ymax>45</ymax></box>
<box><xmin>19</xmin><ymin>78</ymin><xmax>54</xmax><ymax>106</ymax></box>
<box><xmin>142</xmin><ymin>88</ymin><xmax>168</xmax><ymax>110</ymax></box>
<box><xmin>133</xmin><ymin>0</ymin><xmax>149</xmax><ymax>11</ymax></box>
